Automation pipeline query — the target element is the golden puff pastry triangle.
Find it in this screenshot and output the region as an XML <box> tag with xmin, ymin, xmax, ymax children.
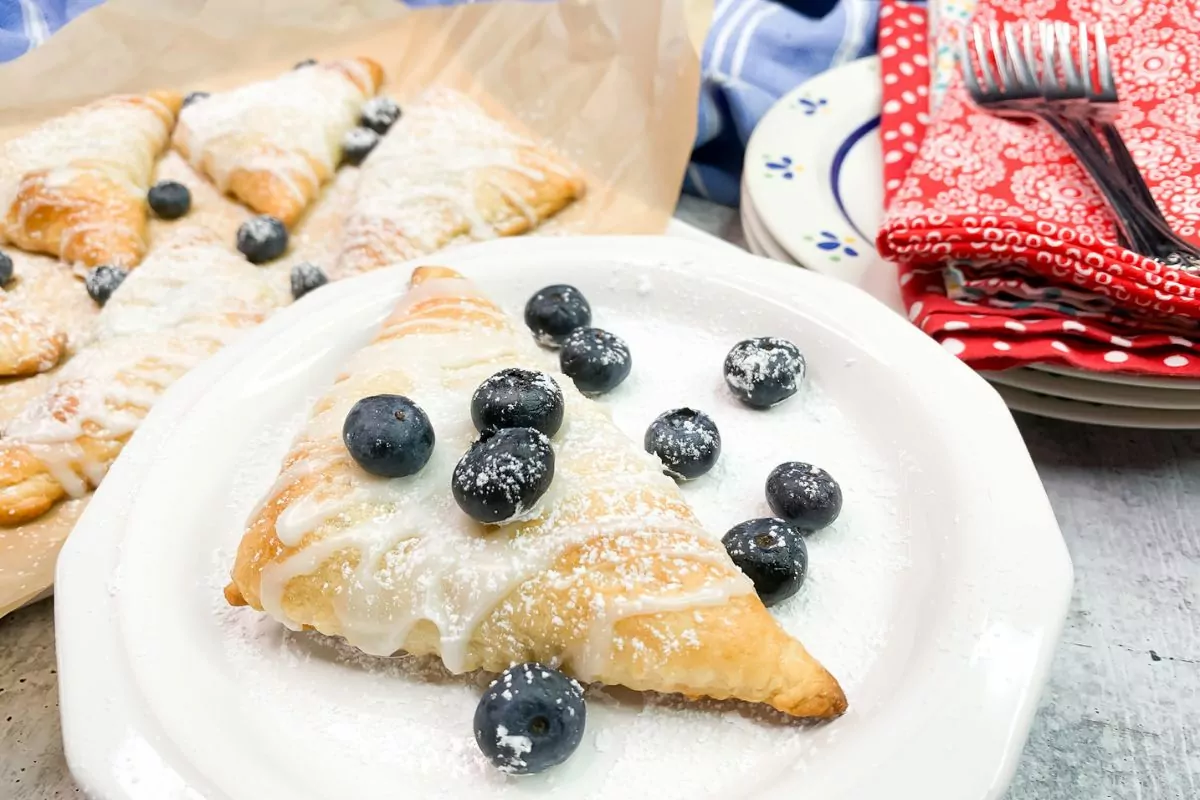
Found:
<box><xmin>0</xmin><ymin>91</ymin><xmax>182</xmax><ymax>268</ymax></box>
<box><xmin>0</xmin><ymin>227</ymin><xmax>288</xmax><ymax>526</ymax></box>
<box><xmin>225</xmin><ymin>266</ymin><xmax>846</xmax><ymax>718</ymax></box>
<box><xmin>174</xmin><ymin>59</ymin><xmax>384</xmax><ymax>228</ymax></box>
<box><xmin>336</xmin><ymin>89</ymin><xmax>586</xmax><ymax>277</ymax></box>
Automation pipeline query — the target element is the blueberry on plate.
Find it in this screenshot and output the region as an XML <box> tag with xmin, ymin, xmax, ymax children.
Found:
<box><xmin>359</xmin><ymin>96</ymin><xmax>402</xmax><ymax>134</ymax></box>
<box><xmin>644</xmin><ymin>408</ymin><xmax>720</xmax><ymax>480</ymax></box>
<box><xmin>294</xmin><ymin>58</ymin><xmax>318</xmax><ymax>69</ymax></box>
<box><xmin>766</xmin><ymin>462</ymin><xmax>842</xmax><ymax>532</ymax></box>
<box><xmin>452</xmin><ymin>427</ymin><xmax>554</xmax><ymax>524</ymax></box>
<box><xmin>524</xmin><ymin>284</ymin><xmax>591</xmax><ymax>347</ymax></box>
<box><xmin>236</xmin><ymin>215</ymin><xmax>288</xmax><ymax>264</ymax></box>
<box><xmin>474</xmin><ymin>662</ymin><xmax>586</xmax><ymax>775</ymax></box>
<box><xmin>85</xmin><ymin>265</ymin><xmax>128</xmax><ymax>306</ymax></box>
<box><xmin>341</xmin><ymin>126</ymin><xmax>380</xmax><ymax>166</ymax></box>
<box><xmin>342</xmin><ymin>394</ymin><xmax>435</xmax><ymax>478</ymax></box>
<box><xmin>723</xmin><ymin>337</ymin><xmax>806</xmax><ymax>409</ymax></box>
<box><xmin>559</xmin><ymin>327</ymin><xmax>631</xmax><ymax>396</ymax></box>
<box><xmin>0</xmin><ymin>251</ymin><xmax>13</xmax><ymax>287</ymax></box>
<box><xmin>471</xmin><ymin>368</ymin><xmax>565</xmax><ymax>437</ymax></box>
<box><xmin>147</xmin><ymin>180</ymin><xmax>191</xmax><ymax>220</ymax></box>
<box><xmin>290</xmin><ymin>262</ymin><xmax>328</xmax><ymax>300</ymax></box>
<box><xmin>721</xmin><ymin>518</ymin><xmax>808</xmax><ymax>607</ymax></box>
<box><xmin>182</xmin><ymin>91</ymin><xmax>209</xmax><ymax>108</ymax></box>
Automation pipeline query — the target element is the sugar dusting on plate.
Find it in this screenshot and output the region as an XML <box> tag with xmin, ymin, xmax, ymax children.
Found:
<box><xmin>208</xmin><ymin>282</ymin><xmax>911</xmax><ymax>799</ymax></box>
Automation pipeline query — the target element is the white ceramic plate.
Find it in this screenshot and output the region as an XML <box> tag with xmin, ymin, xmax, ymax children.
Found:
<box><xmin>991</xmin><ymin>383</ymin><xmax>1200</xmax><ymax>429</ymax></box>
<box><xmin>740</xmin><ymin>186</ymin><xmax>798</xmax><ymax>265</ymax></box>
<box><xmin>747</xmin><ymin>56</ymin><xmax>1200</xmax><ymax>424</ymax></box>
<box><xmin>987</xmin><ymin>367</ymin><xmax>1200</xmax><ymax>411</ymax></box>
<box><xmin>56</xmin><ymin>236</ymin><xmax>1070</xmax><ymax>800</ymax></box>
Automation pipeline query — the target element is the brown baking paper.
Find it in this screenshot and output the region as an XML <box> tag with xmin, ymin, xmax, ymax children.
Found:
<box><xmin>0</xmin><ymin>0</ymin><xmax>712</xmax><ymax>617</ymax></box>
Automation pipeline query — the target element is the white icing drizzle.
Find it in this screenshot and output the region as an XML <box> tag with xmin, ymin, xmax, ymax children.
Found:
<box><xmin>255</xmin><ymin>278</ymin><xmax>750</xmax><ymax>676</ymax></box>
<box><xmin>336</xmin><ymin>89</ymin><xmax>583</xmax><ymax>275</ymax></box>
<box><xmin>0</xmin><ymin>95</ymin><xmax>174</xmax><ymax>261</ymax></box>
<box><xmin>4</xmin><ymin>229</ymin><xmax>288</xmax><ymax>494</ymax></box>
<box><xmin>174</xmin><ymin>62</ymin><xmax>375</xmax><ymax>205</ymax></box>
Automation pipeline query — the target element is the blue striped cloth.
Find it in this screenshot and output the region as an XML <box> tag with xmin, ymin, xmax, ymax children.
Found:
<box><xmin>0</xmin><ymin>0</ymin><xmax>881</xmax><ymax>207</ymax></box>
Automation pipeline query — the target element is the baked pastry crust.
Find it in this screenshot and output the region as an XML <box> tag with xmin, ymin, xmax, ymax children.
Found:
<box><xmin>0</xmin><ymin>227</ymin><xmax>288</xmax><ymax>526</ymax></box>
<box><xmin>336</xmin><ymin>90</ymin><xmax>586</xmax><ymax>277</ymax></box>
<box><xmin>225</xmin><ymin>266</ymin><xmax>846</xmax><ymax>719</ymax></box>
<box><xmin>0</xmin><ymin>296</ymin><xmax>67</xmax><ymax>377</ymax></box>
<box><xmin>173</xmin><ymin>59</ymin><xmax>384</xmax><ymax>227</ymax></box>
<box><xmin>0</xmin><ymin>91</ymin><xmax>182</xmax><ymax>268</ymax></box>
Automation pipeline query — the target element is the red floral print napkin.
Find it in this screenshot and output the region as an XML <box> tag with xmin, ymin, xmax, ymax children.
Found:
<box><xmin>876</xmin><ymin>0</ymin><xmax>1200</xmax><ymax>376</ymax></box>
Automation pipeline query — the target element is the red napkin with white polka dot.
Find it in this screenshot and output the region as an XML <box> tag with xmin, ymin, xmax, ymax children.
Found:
<box><xmin>876</xmin><ymin>0</ymin><xmax>1200</xmax><ymax>377</ymax></box>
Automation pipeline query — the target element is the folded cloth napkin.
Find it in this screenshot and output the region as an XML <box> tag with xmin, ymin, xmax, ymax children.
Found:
<box><xmin>877</xmin><ymin>0</ymin><xmax>1200</xmax><ymax>377</ymax></box>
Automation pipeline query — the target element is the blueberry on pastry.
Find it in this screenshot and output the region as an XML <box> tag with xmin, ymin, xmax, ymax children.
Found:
<box><xmin>340</xmin><ymin>127</ymin><xmax>379</xmax><ymax>167</ymax></box>
<box><xmin>289</xmin><ymin>262</ymin><xmax>328</xmax><ymax>300</ymax></box>
<box><xmin>471</xmin><ymin>368</ymin><xmax>564</xmax><ymax>437</ymax></box>
<box><xmin>359</xmin><ymin>96</ymin><xmax>401</xmax><ymax>134</ymax></box>
<box><xmin>0</xmin><ymin>251</ymin><xmax>12</xmax><ymax>287</ymax></box>
<box><xmin>182</xmin><ymin>91</ymin><xmax>209</xmax><ymax>108</ymax></box>
<box><xmin>84</xmin><ymin>265</ymin><xmax>128</xmax><ymax>306</ymax></box>
<box><xmin>147</xmin><ymin>180</ymin><xmax>191</xmax><ymax>220</ymax></box>
<box><xmin>236</xmin><ymin>215</ymin><xmax>288</xmax><ymax>264</ymax></box>
<box><xmin>452</xmin><ymin>427</ymin><xmax>555</xmax><ymax>524</ymax></box>
<box><xmin>342</xmin><ymin>394</ymin><xmax>435</xmax><ymax>478</ymax></box>
<box><xmin>222</xmin><ymin>267</ymin><xmax>847</xmax><ymax>719</ymax></box>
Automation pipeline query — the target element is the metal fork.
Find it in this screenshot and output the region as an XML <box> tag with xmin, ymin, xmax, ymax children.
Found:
<box><xmin>963</xmin><ymin>22</ymin><xmax>1200</xmax><ymax>266</ymax></box>
<box><xmin>1043</xmin><ymin>22</ymin><xmax>1200</xmax><ymax>267</ymax></box>
<box><xmin>961</xmin><ymin>23</ymin><xmax>1146</xmax><ymax>251</ymax></box>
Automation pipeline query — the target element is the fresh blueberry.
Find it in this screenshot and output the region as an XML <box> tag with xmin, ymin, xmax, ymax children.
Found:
<box><xmin>721</xmin><ymin>518</ymin><xmax>808</xmax><ymax>607</ymax></box>
<box><xmin>359</xmin><ymin>96</ymin><xmax>402</xmax><ymax>134</ymax></box>
<box><xmin>182</xmin><ymin>91</ymin><xmax>209</xmax><ymax>108</ymax></box>
<box><xmin>293</xmin><ymin>58</ymin><xmax>318</xmax><ymax>69</ymax></box>
<box><xmin>452</xmin><ymin>427</ymin><xmax>554</xmax><ymax>524</ymax></box>
<box><xmin>341</xmin><ymin>126</ymin><xmax>380</xmax><ymax>166</ymax></box>
<box><xmin>766</xmin><ymin>462</ymin><xmax>842</xmax><ymax>532</ymax></box>
<box><xmin>147</xmin><ymin>180</ymin><xmax>191</xmax><ymax>220</ymax></box>
<box><xmin>474</xmin><ymin>662</ymin><xmax>586</xmax><ymax>775</ymax></box>
<box><xmin>342</xmin><ymin>394</ymin><xmax>435</xmax><ymax>478</ymax></box>
<box><xmin>644</xmin><ymin>408</ymin><xmax>720</xmax><ymax>480</ymax></box>
<box><xmin>85</xmin><ymin>265</ymin><xmax>128</xmax><ymax>306</ymax></box>
<box><xmin>471</xmin><ymin>368</ymin><xmax>564</xmax><ymax>437</ymax></box>
<box><xmin>236</xmin><ymin>215</ymin><xmax>288</xmax><ymax>264</ymax></box>
<box><xmin>0</xmin><ymin>252</ymin><xmax>13</xmax><ymax>287</ymax></box>
<box><xmin>524</xmin><ymin>284</ymin><xmax>591</xmax><ymax>347</ymax></box>
<box><xmin>290</xmin><ymin>262</ymin><xmax>328</xmax><ymax>300</ymax></box>
<box><xmin>559</xmin><ymin>328</ymin><xmax>631</xmax><ymax>396</ymax></box>
<box><xmin>723</xmin><ymin>337</ymin><xmax>806</xmax><ymax>409</ymax></box>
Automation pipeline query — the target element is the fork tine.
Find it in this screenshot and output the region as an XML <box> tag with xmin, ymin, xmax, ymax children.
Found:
<box><xmin>1095</xmin><ymin>24</ymin><xmax>1117</xmax><ymax>95</ymax></box>
<box><xmin>1056</xmin><ymin>22</ymin><xmax>1082</xmax><ymax>89</ymax></box>
<box><xmin>1038</xmin><ymin>22</ymin><xmax>1057</xmax><ymax>94</ymax></box>
<box><xmin>1004</xmin><ymin>22</ymin><xmax>1033</xmax><ymax>87</ymax></box>
<box><xmin>972</xmin><ymin>24</ymin><xmax>999</xmax><ymax>94</ymax></box>
<box><xmin>1079</xmin><ymin>22</ymin><xmax>1093</xmax><ymax>96</ymax></box>
<box><xmin>960</xmin><ymin>28</ymin><xmax>984</xmax><ymax>98</ymax></box>
<box><xmin>989</xmin><ymin>22</ymin><xmax>1013</xmax><ymax>89</ymax></box>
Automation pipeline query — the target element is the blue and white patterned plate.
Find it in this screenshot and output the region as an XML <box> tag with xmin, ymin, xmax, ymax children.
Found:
<box><xmin>742</xmin><ymin>56</ymin><xmax>903</xmax><ymax>313</ymax></box>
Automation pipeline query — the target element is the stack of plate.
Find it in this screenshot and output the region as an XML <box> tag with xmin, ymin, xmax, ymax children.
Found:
<box><xmin>742</xmin><ymin>57</ymin><xmax>1200</xmax><ymax>429</ymax></box>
